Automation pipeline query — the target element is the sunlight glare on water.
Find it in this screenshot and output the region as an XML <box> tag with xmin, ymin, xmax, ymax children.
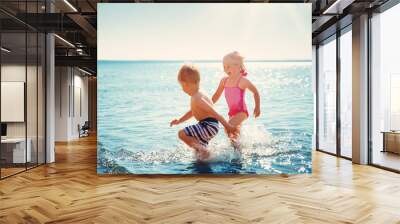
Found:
<box><xmin>97</xmin><ymin>61</ymin><xmax>313</xmax><ymax>174</ymax></box>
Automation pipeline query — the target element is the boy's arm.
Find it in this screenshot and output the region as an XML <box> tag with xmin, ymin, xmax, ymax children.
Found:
<box><xmin>211</xmin><ymin>78</ymin><xmax>226</xmax><ymax>104</ymax></box>
<box><xmin>178</xmin><ymin>110</ymin><xmax>193</xmax><ymax>123</ymax></box>
<box><xmin>244</xmin><ymin>79</ymin><xmax>261</xmax><ymax>117</ymax></box>
<box><xmin>170</xmin><ymin>110</ymin><xmax>192</xmax><ymax>127</ymax></box>
<box><xmin>196</xmin><ymin>97</ymin><xmax>235</xmax><ymax>132</ymax></box>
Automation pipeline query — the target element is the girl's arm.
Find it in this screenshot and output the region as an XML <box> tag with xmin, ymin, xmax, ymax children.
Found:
<box><xmin>244</xmin><ymin>79</ymin><xmax>261</xmax><ymax>118</ymax></box>
<box><xmin>211</xmin><ymin>78</ymin><xmax>226</xmax><ymax>104</ymax></box>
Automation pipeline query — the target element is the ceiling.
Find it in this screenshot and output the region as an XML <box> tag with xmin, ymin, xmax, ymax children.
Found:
<box><xmin>0</xmin><ymin>0</ymin><xmax>393</xmax><ymax>75</ymax></box>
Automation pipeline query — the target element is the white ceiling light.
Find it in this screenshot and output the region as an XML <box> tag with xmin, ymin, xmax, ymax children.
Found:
<box><xmin>323</xmin><ymin>0</ymin><xmax>355</xmax><ymax>15</ymax></box>
<box><xmin>78</xmin><ymin>67</ymin><xmax>93</xmax><ymax>76</ymax></box>
<box><xmin>1</xmin><ymin>47</ymin><xmax>11</xmax><ymax>53</ymax></box>
<box><xmin>63</xmin><ymin>0</ymin><xmax>78</xmax><ymax>12</ymax></box>
<box><xmin>54</xmin><ymin>34</ymin><xmax>75</xmax><ymax>48</ymax></box>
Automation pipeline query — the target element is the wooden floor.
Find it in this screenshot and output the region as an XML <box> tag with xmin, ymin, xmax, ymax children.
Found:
<box><xmin>1</xmin><ymin>135</ymin><xmax>400</xmax><ymax>224</ymax></box>
<box><xmin>1</xmin><ymin>167</ymin><xmax>26</xmax><ymax>178</ymax></box>
<box><xmin>372</xmin><ymin>150</ymin><xmax>400</xmax><ymax>171</ymax></box>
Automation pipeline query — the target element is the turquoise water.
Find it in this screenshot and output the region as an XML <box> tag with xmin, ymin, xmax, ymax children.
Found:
<box><xmin>97</xmin><ymin>61</ymin><xmax>313</xmax><ymax>174</ymax></box>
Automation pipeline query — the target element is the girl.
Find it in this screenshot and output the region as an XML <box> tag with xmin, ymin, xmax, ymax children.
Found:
<box><xmin>212</xmin><ymin>51</ymin><xmax>261</xmax><ymax>143</ymax></box>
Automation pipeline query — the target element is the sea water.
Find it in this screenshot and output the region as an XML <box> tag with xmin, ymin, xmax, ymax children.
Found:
<box><xmin>97</xmin><ymin>61</ymin><xmax>313</xmax><ymax>174</ymax></box>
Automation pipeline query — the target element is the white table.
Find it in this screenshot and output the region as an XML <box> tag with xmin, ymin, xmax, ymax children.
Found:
<box><xmin>1</xmin><ymin>138</ymin><xmax>31</xmax><ymax>163</ymax></box>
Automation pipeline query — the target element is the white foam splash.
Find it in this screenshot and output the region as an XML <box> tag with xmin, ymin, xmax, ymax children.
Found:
<box><xmin>203</xmin><ymin>118</ymin><xmax>276</xmax><ymax>162</ymax></box>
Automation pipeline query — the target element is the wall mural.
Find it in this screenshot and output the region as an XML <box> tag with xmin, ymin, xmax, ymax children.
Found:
<box><xmin>97</xmin><ymin>3</ymin><xmax>313</xmax><ymax>174</ymax></box>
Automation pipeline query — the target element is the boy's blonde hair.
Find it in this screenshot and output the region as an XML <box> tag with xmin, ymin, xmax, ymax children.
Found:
<box><xmin>178</xmin><ymin>64</ymin><xmax>200</xmax><ymax>84</ymax></box>
<box><xmin>223</xmin><ymin>51</ymin><xmax>246</xmax><ymax>71</ymax></box>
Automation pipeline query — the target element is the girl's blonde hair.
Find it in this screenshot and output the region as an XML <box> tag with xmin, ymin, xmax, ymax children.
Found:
<box><xmin>223</xmin><ymin>51</ymin><xmax>247</xmax><ymax>76</ymax></box>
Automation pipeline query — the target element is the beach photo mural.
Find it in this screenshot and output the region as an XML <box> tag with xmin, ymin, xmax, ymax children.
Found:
<box><xmin>97</xmin><ymin>3</ymin><xmax>313</xmax><ymax>174</ymax></box>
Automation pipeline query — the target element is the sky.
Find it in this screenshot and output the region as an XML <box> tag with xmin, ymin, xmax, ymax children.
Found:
<box><xmin>98</xmin><ymin>4</ymin><xmax>311</xmax><ymax>61</ymax></box>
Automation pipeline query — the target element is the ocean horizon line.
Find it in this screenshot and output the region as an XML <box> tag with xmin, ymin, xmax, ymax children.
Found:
<box><xmin>98</xmin><ymin>59</ymin><xmax>312</xmax><ymax>63</ymax></box>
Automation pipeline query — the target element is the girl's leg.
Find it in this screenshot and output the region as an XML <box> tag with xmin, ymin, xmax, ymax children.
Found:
<box><xmin>178</xmin><ymin>130</ymin><xmax>210</xmax><ymax>160</ymax></box>
<box><xmin>228</xmin><ymin>112</ymin><xmax>248</xmax><ymax>141</ymax></box>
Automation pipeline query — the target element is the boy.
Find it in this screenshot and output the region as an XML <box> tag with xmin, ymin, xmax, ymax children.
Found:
<box><xmin>170</xmin><ymin>64</ymin><xmax>237</xmax><ymax>160</ymax></box>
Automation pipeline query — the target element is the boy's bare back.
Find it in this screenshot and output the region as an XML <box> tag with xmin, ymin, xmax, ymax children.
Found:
<box><xmin>190</xmin><ymin>91</ymin><xmax>215</xmax><ymax>121</ymax></box>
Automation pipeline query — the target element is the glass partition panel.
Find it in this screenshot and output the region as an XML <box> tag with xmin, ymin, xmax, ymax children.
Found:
<box><xmin>371</xmin><ymin>4</ymin><xmax>400</xmax><ymax>171</ymax></box>
<box><xmin>1</xmin><ymin>31</ymin><xmax>27</xmax><ymax>177</ymax></box>
<box><xmin>340</xmin><ymin>29</ymin><xmax>352</xmax><ymax>158</ymax></box>
<box><xmin>38</xmin><ymin>32</ymin><xmax>45</xmax><ymax>165</ymax></box>
<box><xmin>317</xmin><ymin>37</ymin><xmax>337</xmax><ymax>154</ymax></box>
<box><xmin>27</xmin><ymin>31</ymin><xmax>38</xmax><ymax>169</ymax></box>
<box><xmin>0</xmin><ymin>1</ymin><xmax>46</xmax><ymax>179</ymax></box>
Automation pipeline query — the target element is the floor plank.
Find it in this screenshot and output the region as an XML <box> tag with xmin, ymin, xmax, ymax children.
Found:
<box><xmin>1</xmin><ymin>135</ymin><xmax>400</xmax><ymax>224</ymax></box>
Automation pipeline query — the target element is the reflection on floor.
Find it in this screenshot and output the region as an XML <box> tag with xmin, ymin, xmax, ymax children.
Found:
<box><xmin>0</xmin><ymin>163</ymin><xmax>43</xmax><ymax>179</ymax></box>
<box><xmin>373</xmin><ymin>150</ymin><xmax>400</xmax><ymax>171</ymax></box>
<box><xmin>0</xmin><ymin>135</ymin><xmax>400</xmax><ymax>223</ymax></box>
<box><xmin>0</xmin><ymin>167</ymin><xmax>25</xmax><ymax>178</ymax></box>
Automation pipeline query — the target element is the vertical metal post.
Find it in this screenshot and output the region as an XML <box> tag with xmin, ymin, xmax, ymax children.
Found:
<box><xmin>352</xmin><ymin>14</ymin><xmax>369</xmax><ymax>164</ymax></box>
<box><xmin>316</xmin><ymin>45</ymin><xmax>320</xmax><ymax>150</ymax></box>
<box><xmin>336</xmin><ymin>29</ymin><xmax>341</xmax><ymax>157</ymax></box>
<box><xmin>45</xmin><ymin>0</ymin><xmax>56</xmax><ymax>163</ymax></box>
<box><xmin>0</xmin><ymin>22</ymin><xmax>2</xmax><ymax>179</ymax></box>
<box><xmin>367</xmin><ymin>11</ymin><xmax>373</xmax><ymax>164</ymax></box>
<box><xmin>35</xmin><ymin>0</ymin><xmax>39</xmax><ymax>167</ymax></box>
<box><xmin>25</xmin><ymin>0</ymin><xmax>28</xmax><ymax>171</ymax></box>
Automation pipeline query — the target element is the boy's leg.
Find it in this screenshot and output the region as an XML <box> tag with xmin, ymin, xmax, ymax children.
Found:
<box><xmin>178</xmin><ymin>129</ymin><xmax>198</xmax><ymax>146</ymax></box>
<box><xmin>178</xmin><ymin>130</ymin><xmax>210</xmax><ymax>160</ymax></box>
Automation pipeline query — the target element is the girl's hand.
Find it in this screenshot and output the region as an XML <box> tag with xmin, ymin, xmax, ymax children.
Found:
<box><xmin>170</xmin><ymin>119</ymin><xmax>180</xmax><ymax>127</ymax></box>
<box><xmin>254</xmin><ymin>107</ymin><xmax>261</xmax><ymax>118</ymax></box>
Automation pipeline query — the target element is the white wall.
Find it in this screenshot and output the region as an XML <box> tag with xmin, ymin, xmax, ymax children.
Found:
<box><xmin>55</xmin><ymin>66</ymin><xmax>69</xmax><ymax>141</ymax></box>
<box><xmin>1</xmin><ymin>65</ymin><xmax>41</xmax><ymax>137</ymax></box>
<box><xmin>72</xmin><ymin>73</ymin><xmax>89</xmax><ymax>138</ymax></box>
<box><xmin>55</xmin><ymin>67</ymin><xmax>89</xmax><ymax>141</ymax></box>
<box><xmin>1</xmin><ymin>65</ymin><xmax>26</xmax><ymax>139</ymax></box>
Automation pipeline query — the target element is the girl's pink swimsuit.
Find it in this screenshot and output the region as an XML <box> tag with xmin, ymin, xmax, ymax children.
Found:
<box><xmin>224</xmin><ymin>76</ymin><xmax>249</xmax><ymax>118</ymax></box>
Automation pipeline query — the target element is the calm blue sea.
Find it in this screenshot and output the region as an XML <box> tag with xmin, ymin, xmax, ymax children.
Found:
<box><xmin>97</xmin><ymin>61</ymin><xmax>313</xmax><ymax>174</ymax></box>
